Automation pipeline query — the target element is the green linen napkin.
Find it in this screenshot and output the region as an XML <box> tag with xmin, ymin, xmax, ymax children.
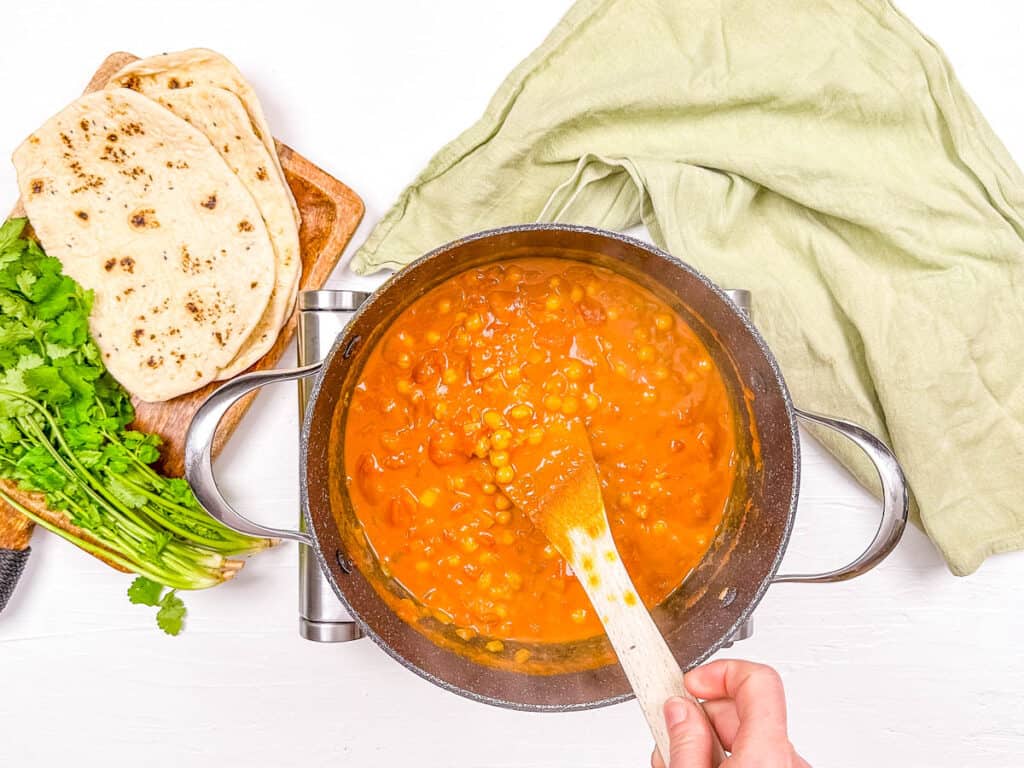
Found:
<box><xmin>352</xmin><ymin>0</ymin><xmax>1024</xmax><ymax>576</ymax></box>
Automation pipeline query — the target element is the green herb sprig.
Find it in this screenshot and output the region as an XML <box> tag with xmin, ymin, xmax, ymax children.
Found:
<box><xmin>0</xmin><ymin>218</ymin><xmax>271</xmax><ymax>633</ymax></box>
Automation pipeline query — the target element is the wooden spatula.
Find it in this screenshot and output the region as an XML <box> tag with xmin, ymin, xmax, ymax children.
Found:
<box><xmin>500</xmin><ymin>417</ymin><xmax>726</xmax><ymax>766</ymax></box>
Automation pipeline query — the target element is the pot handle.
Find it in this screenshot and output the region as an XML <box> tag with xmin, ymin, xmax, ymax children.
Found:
<box><xmin>184</xmin><ymin>363</ymin><xmax>324</xmax><ymax>546</ymax></box>
<box><xmin>771</xmin><ymin>408</ymin><xmax>909</xmax><ymax>584</ymax></box>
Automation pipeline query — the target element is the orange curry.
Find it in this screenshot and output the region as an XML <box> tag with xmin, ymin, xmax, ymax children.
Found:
<box><xmin>344</xmin><ymin>258</ymin><xmax>736</xmax><ymax>646</ymax></box>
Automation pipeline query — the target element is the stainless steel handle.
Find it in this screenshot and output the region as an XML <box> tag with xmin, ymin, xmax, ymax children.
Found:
<box><xmin>297</xmin><ymin>289</ymin><xmax>370</xmax><ymax>643</ymax></box>
<box><xmin>184</xmin><ymin>363</ymin><xmax>323</xmax><ymax>545</ymax></box>
<box><xmin>772</xmin><ymin>409</ymin><xmax>909</xmax><ymax>584</ymax></box>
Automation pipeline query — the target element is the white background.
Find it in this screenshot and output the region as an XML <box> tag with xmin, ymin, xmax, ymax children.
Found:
<box><xmin>1</xmin><ymin>2</ymin><xmax>1022</xmax><ymax>766</ymax></box>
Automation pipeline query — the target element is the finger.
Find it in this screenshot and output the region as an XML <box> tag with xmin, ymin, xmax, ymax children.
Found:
<box><xmin>664</xmin><ymin>697</ymin><xmax>713</xmax><ymax>768</ymax></box>
<box><xmin>684</xmin><ymin>659</ymin><xmax>788</xmax><ymax>743</ymax></box>
<box><xmin>701</xmin><ymin>698</ymin><xmax>740</xmax><ymax>751</ymax></box>
<box><xmin>651</xmin><ymin>747</ymin><xmax>666</xmax><ymax>768</ymax></box>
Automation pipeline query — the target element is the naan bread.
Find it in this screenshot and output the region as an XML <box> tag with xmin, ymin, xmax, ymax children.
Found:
<box><xmin>147</xmin><ymin>87</ymin><xmax>301</xmax><ymax>378</ymax></box>
<box><xmin>13</xmin><ymin>89</ymin><xmax>276</xmax><ymax>402</ymax></box>
<box><xmin>105</xmin><ymin>49</ymin><xmax>300</xmax><ymax>227</ymax></box>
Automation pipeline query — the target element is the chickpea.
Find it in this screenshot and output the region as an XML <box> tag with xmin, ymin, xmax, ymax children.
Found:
<box><xmin>495</xmin><ymin>466</ymin><xmax>515</xmax><ymax>484</ymax></box>
<box><xmin>490</xmin><ymin>429</ymin><xmax>512</xmax><ymax>450</ymax></box>
<box><xmin>508</xmin><ymin>404</ymin><xmax>533</xmax><ymax>421</ymax></box>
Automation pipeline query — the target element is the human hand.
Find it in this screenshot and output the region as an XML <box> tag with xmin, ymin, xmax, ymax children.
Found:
<box><xmin>651</xmin><ymin>659</ymin><xmax>810</xmax><ymax>767</ymax></box>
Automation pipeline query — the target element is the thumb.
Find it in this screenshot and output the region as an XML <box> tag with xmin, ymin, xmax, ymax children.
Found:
<box><xmin>664</xmin><ymin>697</ymin><xmax>713</xmax><ymax>768</ymax></box>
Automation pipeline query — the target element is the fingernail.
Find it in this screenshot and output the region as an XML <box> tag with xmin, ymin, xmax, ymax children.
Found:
<box><xmin>665</xmin><ymin>696</ymin><xmax>689</xmax><ymax>727</ymax></box>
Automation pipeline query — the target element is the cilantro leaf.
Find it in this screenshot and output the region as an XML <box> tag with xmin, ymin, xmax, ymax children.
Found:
<box><xmin>127</xmin><ymin>576</ymin><xmax>164</xmax><ymax>607</ymax></box>
<box><xmin>0</xmin><ymin>217</ymin><xmax>26</xmax><ymax>253</ymax></box>
<box><xmin>23</xmin><ymin>365</ymin><xmax>72</xmax><ymax>403</ymax></box>
<box><xmin>156</xmin><ymin>591</ymin><xmax>186</xmax><ymax>636</ymax></box>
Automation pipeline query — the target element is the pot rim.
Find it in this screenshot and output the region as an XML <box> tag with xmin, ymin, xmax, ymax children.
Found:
<box><xmin>298</xmin><ymin>222</ymin><xmax>801</xmax><ymax>711</ymax></box>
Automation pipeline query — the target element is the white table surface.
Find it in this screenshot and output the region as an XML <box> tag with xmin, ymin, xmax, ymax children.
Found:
<box><xmin>1</xmin><ymin>2</ymin><xmax>1021</xmax><ymax>765</ymax></box>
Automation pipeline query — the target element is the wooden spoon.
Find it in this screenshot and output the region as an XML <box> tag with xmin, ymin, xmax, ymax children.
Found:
<box><xmin>500</xmin><ymin>417</ymin><xmax>726</xmax><ymax>766</ymax></box>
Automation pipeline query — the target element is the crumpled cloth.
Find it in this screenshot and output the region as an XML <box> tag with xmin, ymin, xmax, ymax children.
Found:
<box><xmin>352</xmin><ymin>0</ymin><xmax>1024</xmax><ymax>575</ymax></box>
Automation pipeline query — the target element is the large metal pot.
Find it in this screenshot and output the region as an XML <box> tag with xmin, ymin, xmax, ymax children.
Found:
<box><xmin>184</xmin><ymin>224</ymin><xmax>907</xmax><ymax>711</ymax></box>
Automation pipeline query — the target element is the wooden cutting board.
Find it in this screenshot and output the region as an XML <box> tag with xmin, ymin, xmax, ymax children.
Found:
<box><xmin>0</xmin><ymin>52</ymin><xmax>364</xmax><ymax>558</ymax></box>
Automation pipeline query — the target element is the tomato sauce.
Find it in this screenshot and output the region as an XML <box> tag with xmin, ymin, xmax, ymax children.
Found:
<box><xmin>343</xmin><ymin>258</ymin><xmax>736</xmax><ymax>646</ymax></box>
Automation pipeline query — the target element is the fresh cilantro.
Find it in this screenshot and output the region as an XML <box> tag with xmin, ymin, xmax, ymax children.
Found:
<box><xmin>0</xmin><ymin>219</ymin><xmax>271</xmax><ymax>635</ymax></box>
<box><xmin>127</xmin><ymin>576</ymin><xmax>164</xmax><ymax>606</ymax></box>
<box><xmin>156</xmin><ymin>590</ymin><xmax>186</xmax><ymax>636</ymax></box>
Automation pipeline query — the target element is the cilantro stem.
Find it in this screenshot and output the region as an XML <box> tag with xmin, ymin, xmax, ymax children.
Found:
<box><xmin>0</xmin><ymin>489</ymin><xmax>230</xmax><ymax>589</ymax></box>
<box><xmin>111</xmin><ymin>472</ymin><xmax>268</xmax><ymax>554</ymax></box>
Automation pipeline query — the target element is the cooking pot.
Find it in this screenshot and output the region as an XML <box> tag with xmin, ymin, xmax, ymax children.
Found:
<box><xmin>184</xmin><ymin>224</ymin><xmax>908</xmax><ymax>711</ymax></box>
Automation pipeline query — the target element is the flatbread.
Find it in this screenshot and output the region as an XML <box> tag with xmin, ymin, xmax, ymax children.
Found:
<box><xmin>148</xmin><ymin>86</ymin><xmax>301</xmax><ymax>378</ymax></box>
<box><xmin>105</xmin><ymin>49</ymin><xmax>300</xmax><ymax>227</ymax></box>
<box><xmin>13</xmin><ymin>89</ymin><xmax>276</xmax><ymax>402</ymax></box>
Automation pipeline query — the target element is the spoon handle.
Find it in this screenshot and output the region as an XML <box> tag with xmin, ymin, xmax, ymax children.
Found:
<box><xmin>567</xmin><ymin>523</ymin><xmax>727</xmax><ymax>766</ymax></box>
